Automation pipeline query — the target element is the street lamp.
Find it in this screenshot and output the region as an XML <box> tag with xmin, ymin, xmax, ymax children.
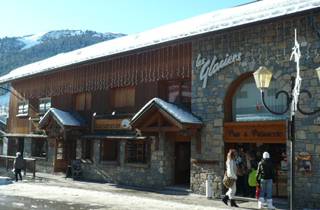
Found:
<box><xmin>253</xmin><ymin>30</ymin><xmax>320</xmax><ymax>210</ymax></box>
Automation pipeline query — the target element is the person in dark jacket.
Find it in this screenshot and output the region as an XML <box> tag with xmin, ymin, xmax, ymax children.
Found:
<box><xmin>256</xmin><ymin>151</ymin><xmax>275</xmax><ymax>209</ymax></box>
<box><xmin>13</xmin><ymin>152</ymin><xmax>24</xmax><ymax>182</ymax></box>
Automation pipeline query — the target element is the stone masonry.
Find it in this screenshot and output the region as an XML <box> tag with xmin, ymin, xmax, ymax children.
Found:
<box><xmin>191</xmin><ymin>11</ymin><xmax>320</xmax><ymax>209</ymax></box>
<box><xmin>79</xmin><ymin>132</ymin><xmax>175</xmax><ymax>188</ymax></box>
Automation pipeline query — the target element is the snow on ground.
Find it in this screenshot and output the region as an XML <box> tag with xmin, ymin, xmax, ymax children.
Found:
<box><xmin>0</xmin><ymin>183</ymin><xmax>227</xmax><ymax>210</ymax></box>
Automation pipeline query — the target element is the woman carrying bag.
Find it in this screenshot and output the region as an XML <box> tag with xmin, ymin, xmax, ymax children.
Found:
<box><xmin>222</xmin><ymin>149</ymin><xmax>239</xmax><ymax>207</ymax></box>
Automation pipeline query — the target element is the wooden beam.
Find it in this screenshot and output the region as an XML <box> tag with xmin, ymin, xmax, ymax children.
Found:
<box><xmin>140</xmin><ymin>126</ymin><xmax>180</xmax><ymax>132</ymax></box>
<box><xmin>139</xmin><ymin>111</ymin><xmax>160</xmax><ymax>128</ymax></box>
<box><xmin>158</xmin><ymin>108</ymin><xmax>184</xmax><ymax>129</ymax></box>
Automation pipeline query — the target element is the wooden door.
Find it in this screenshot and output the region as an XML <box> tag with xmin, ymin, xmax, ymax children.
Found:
<box><xmin>54</xmin><ymin>138</ymin><xmax>67</xmax><ymax>172</ymax></box>
<box><xmin>175</xmin><ymin>142</ymin><xmax>191</xmax><ymax>185</ymax></box>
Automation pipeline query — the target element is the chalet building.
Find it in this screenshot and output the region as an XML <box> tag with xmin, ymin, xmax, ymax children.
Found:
<box><xmin>0</xmin><ymin>0</ymin><xmax>320</xmax><ymax>209</ymax></box>
<box><xmin>0</xmin><ymin>36</ymin><xmax>200</xmax><ymax>188</ymax></box>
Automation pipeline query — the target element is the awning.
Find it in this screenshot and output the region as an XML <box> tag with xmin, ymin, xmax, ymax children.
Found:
<box><xmin>39</xmin><ymin>108</ymin><xmax>86</xmax><ymax>129</ymax></box>
<box><xmin>4</xmin><ymin>133</ymin><xmax>48</xmax><ymax>138</ymax></box>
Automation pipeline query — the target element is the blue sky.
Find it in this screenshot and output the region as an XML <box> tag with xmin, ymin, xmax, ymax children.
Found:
<box><xmin>0</xmin><ymin>0</ymin><xmax>252</xmax><ymax>37</ymax></box>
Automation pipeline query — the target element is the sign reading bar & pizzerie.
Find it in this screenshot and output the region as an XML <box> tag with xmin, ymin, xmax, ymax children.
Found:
<box><xmin>223</xmin><ymin>121</ymin><xmax>287</xmax><ymax>143</ymax></box>
<box><xmin>196</xmin><ymin>53</ymin><xmax>241</xmax><ymax>88</ymax></box>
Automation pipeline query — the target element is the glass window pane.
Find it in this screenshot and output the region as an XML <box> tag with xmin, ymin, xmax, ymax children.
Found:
<box><xmin>233</xmin><ymin>77</ymin><xmax>287</xmax><ymax>121</ymax></box>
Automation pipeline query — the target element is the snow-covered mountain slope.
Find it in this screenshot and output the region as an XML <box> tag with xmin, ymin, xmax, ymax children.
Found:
<box><xmin>0</xmin><ymin>30</ymin><xmax>125</xmax><ymax>76</ymax></box>
<box><xmin>17</xmin><ymin>30</ymin><xmax>124</xmax><ymax>50</ymax></box>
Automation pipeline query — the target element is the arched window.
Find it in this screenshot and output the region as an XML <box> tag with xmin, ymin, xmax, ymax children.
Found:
<box><xmin>232</xmin><ymin>77</ymin><xmax>287</xmax><ymax>121</ymax></box>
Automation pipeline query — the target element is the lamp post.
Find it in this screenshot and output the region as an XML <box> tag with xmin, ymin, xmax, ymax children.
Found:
<box><xmin>253</xmin><ymin>29</ymin><xmax>320</xmax><ymax>210</ymax></box>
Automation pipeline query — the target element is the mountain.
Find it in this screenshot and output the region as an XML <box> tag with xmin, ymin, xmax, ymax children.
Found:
<box><xmin>0</xmin><ymin>30</ymin><xmax>125</xmax><ymax>120</ymax></box>
<box><xmin>0</xmin><ymin>30</ymin><xmax>125</xmax><ymax>76</ymax></box>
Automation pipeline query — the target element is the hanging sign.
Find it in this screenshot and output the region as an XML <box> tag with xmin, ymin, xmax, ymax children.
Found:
<box><xmin>196</xmin><ymin>53</ymin><xmax>241</xmax><ymax>88</ymax></box>
<box><xmin>94</xmin><ymin>118</ymin><xmax>131</xmax><ymax>130</ymax></box>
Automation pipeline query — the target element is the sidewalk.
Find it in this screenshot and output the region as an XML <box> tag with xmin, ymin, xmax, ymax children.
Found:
<box><xmin>0</xmin><ymin>173</ymin><xmax>287</xmax><ymax>210</ymax></box>
<box><xmin>17</xmin><ymin>172</ymin><xmax>288</xmax><ymax>210</ymax></box>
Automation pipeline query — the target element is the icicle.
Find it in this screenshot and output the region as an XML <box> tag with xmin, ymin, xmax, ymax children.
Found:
<box><xmin>152</xmin><ymin>51</ymin><xmax>156</xmax><ymax>82</ymax></box>
<box><xmin>165</xmin><ymin>48</ymin><xmax>169</xmax><ymax>80</ymax></box>
<box><xmin>151</xmin><ymin>52</ymin><xmax>154</xmax><ymax>82</ymax></box>
<box><xmin>160</xmin><ymin>49</ymin><xmax>164</xmax><ymax>80</ymax></box>
<box><xmin>148</xmin><ymin>52</ymin><xmax>152</xmax><ymax>82</ymax></box>
<box><xmin>110</xmin><ymin>60</ymin><xmax>115</xmax><ymax>88</ymax></box>
<box><xmin>141</xmin><ymin>54</ymin><xmax>145</xmax><ymax>83</ymax></box>
<box><xmin>156</xmin><ymin>50</ymin><xmax>160</xmax><ymax>81</ymax></box>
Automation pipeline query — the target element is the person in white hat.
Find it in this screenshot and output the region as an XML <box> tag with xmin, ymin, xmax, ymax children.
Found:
<box><xmin>13</xmin><ymin>152</ymin><xmax>25</xmax><ymax>182</ymax></box>
<box><xmin>256</xmin><ymin>151</ymin><xmax>275</xmax><ymax>209</ymax></box>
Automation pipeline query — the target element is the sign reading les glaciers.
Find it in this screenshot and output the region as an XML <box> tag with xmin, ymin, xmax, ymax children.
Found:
<box><xmin>196</xmin><ymin>53</ymin><xmax>242</xmax><ymax>88</ymax></box>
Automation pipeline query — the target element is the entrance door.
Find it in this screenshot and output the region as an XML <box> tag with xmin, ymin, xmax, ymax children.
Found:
<box><xmin>54</xmin><ymin>137</ymin><xmax>67</xmax><ymax>172</ymax></box>
<box><xmin>224</xmin><ymin>143</ymin><xmax>288</xmax><ymax>198</ymax></box>
<box><xmin>175</xmin><ymin>142</ymin><xmax>191</xmax><ymax>185</ymax></box>
<box><xmin>54</xmin><ymin>137</ymin><xmax>77</xmax><ymax>172</ymax></box>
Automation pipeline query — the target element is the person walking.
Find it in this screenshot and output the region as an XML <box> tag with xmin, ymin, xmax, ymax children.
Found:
<box><xmin>256</xmin><ymin>151</ymin><xmax>275</xmax><ymax>209</ymax></box>
<box><xmin>222</xmin><ymin>149</ymin><xmax>239</xmax><ymax>207</ymax></box>
<box><xmin>13</xmin><ymin>152</ymin><xmax>24</xmax><ymax>182</ymax></box>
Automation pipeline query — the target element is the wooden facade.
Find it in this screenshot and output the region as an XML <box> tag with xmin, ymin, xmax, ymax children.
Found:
<box><xmin>13</xmin><ymin>43</ymin><xmax>192</xmax><ymax>98</ymax></box>
<box><xmin>6</xmin><ymin>41</ymin><xmax>195</xmax><ymax>182</ymax></box>
<box><xmin>8</xmin><ymin>42</ymin><xmax>192</xmax><ymax>135</ymax></box>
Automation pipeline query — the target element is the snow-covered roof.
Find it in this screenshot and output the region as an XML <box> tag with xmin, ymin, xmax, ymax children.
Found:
<box><xmin>131</xmin><ymin>98</ymin><xmax>202</xmax><ymax>126</ymax></box>
<box><xmin>39</xmin><ymin>108</ymin><xmax>86</xmax><ymax>128</ymax></box>
<box><xmin>1</xmin><ymin>0</ymin><xmax>319</xmax><ymax>84</ymax></box>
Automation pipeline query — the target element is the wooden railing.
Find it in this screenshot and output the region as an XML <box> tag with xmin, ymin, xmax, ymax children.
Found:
<box><xmin>0</xmin><ymin>155</ymin><xmax>36</xmax><ymax>178</ymax></box>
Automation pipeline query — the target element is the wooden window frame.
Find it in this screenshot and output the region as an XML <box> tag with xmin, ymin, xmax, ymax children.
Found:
<box><xmin>17</xmin><ymin>100</ymin><xmax>29</xmax><ymax>117</ymax></box>
<box><xmin>100</xmin><ymin>139</ymin><xmax>119</xmax><ymax>163</ymax></box>
<box><xmin>113</xmin><ymin>87</ymin><xmax>135</xmax><ymax>108</ymax></box>
<box><xmin>125</xmin><ymin>140</ymin><xmax>150</xmax><ymax>165</ymax></box>
<box><xmin>31</xmin><ymin>139</ymin><xmax>48</xmax><ymax>158</ymax></box>
<box><xmin>75</xmin><ymin>92</ymin><xmax>92</xmax><ymax>111</ymax></box>
<box><xmin>39</xmin><ymin>97</ymin><xmax>51</xmax><ymax>115</ymax></box>
<box><xmin>81</xmin><ymin>140</ymin><xmax>93</xmax><ymax>161</ymax></box>
<box><xmin>167</xmin><ymin>80</ymin><xmax>191</xmax><ymax>108</ymax></box>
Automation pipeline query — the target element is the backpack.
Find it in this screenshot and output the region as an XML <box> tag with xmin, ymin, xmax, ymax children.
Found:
<box><xmin>248</xmin><ymin>169</ymin><xmax>257</xmax><ymax>187</ymax></box>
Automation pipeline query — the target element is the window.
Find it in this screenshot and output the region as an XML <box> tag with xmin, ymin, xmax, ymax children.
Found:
<box><xmin>75</xmin><ymin>92</ymin><xmax>91</xmax><ymax>111</ymax></box>
<box><xmin>168</xmin><ymin>80</ymin><xmax>191</xmax><ymax>108</ymax></box>
<box><xmin>100</xmin><ymin>140</ymin><xmax>118</xmax><ymax>161</ymax></box>
<box><xmin>125</xmin><ymin>140</ymin><xmax>150</xmax><ymax>164</ymax></box>
<box><xmin>39</xmin><ymin>98</ymin><xmax>51</xmax><ymax>114</ymax></box>
<box><xmin>114</xmin><ymin>87</ymin><xmax>135</xmax><ymax>108</ymax></box>
<box><xmin>82</xmin><ymin>140</ymin><xmax>93</xmax><ymax>160</ymax></box>
<box><xmin>232</xmin><ymin>77</ymin><xmax>287</xmax><ymax>121</ymax></box>
<box><xmin>31</xmin><ymin>139</ymin><xmax>47</xmax><ymax>158</ymax></box>
<box><xmin>17</xmin><ymin>101</ymin><xmax>29</xmax><ymax>116</ymax></box>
